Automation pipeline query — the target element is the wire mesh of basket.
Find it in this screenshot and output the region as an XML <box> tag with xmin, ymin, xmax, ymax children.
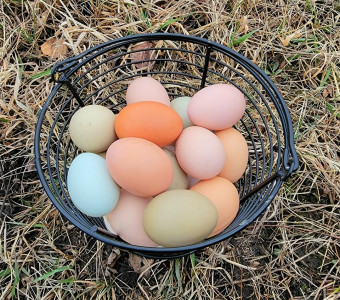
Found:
<box><xmin>34</xmin><ymin>33</ymin><xmax>299</xmax><ymax>259</ymax></box>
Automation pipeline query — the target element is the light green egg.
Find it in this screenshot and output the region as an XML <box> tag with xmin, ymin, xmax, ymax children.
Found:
<box><xmin>170</xmin><ymin>96</ymin><xmax>194</xmax><ymax>129</ymax></box>
<box><xmin>143</xmin><ymin>189</ymin><xmax>218</xmax><ymax>247</ymax></box>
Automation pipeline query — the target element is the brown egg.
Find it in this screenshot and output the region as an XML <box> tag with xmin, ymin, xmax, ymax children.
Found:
<box><xmin>190</xmin><ymin>177</ymin><xmax>239</xmax><ymax>236</ymax></box>
<box><xmin>215</xmin><ymin>128</ymin><xmax>248</xmax><ymax>183</ymax></box>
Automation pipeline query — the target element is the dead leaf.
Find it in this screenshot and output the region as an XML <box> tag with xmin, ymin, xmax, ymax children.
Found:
<box><xmin>107</xmin><ymin>248</ymin><xmax>120</xmax><ymax>267</ymax></box>
<box><xmin>279</xmin><ymin>60</ymin><xmax>286</xmax><ymax>69</ymax></box>
<box><xmin>237</xmin><ymin>16</ymin><xmax>249</xmax><ymax>34</ymax></box>
<box><xmin>41</xmin><ymin>37</ymin><xmax>67</xmax><ymax>59</ymax></box>
<box><xmin>130</xmin><ymin>41</ymin><xmax>155</xmax><ymax>69</ymax></box>
<box><xmin>128</xmin><ymin>253</ymin><xmax>154</xmax><ymax>279</ymax></box>
<box><xmin>278</xmin><ymin>31</ymin><xmax>302</xmax><ymax>47</ymax></box>
<box><xmin>104</xmin><ymin>248</ymin><xmax>120</xmax><ymax>276</ymax></box>
<box><xmin>322</xmin><ymin>86</ymin><xmax>333</xmax><ymax>98</ymax></box>
<box><xmin>21</xmin><ymin>275</ymin><xmax>33</xmax><ymax>287</ymax></box>
<box><xmin>249</xmin><ymin>261</ymin><xmax>260</xmax><ymax>269</ymax></box>
<box><xmin>37</xmin><ymin>10</ymin><xmax>49</xmax><ymax>26</ymax></box>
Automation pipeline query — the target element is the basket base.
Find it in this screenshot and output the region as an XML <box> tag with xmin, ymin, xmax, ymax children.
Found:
<box><xmin>134</xmin><ymin>249</ymin><xmax>197</xmax><ymax>260</ymax></box>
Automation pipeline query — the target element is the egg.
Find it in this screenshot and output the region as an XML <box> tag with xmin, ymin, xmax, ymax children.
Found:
<box><xmin>69</xmin><ymin>105</ymin><xmax>117</xmax><ymax>153</ymax></box>
<box><xmin>190</xmin><ymin>177</ymin><xmax>239</xmax><ymax>237</ymax></box>
<box><xmin>188</xmin><ymin>84</ymin><xmax>246</xmax><ymax>130</ymax></box>
<box><xmin>104</xmin><ymin>189</ymin><xmax>157</xmax><ymax>247</ymax></box>
<box><xmin>98</xmin><ymin>151</ymin><xmax>106</xmax><ymax>159</ymax></box>
<box><xmin>126</xmin><ymin>77</ymin><xmax>170</xmax><ymax>106</ymax></box>
<box><xmin>215</xmin><ymin>128</ymin><xmax>248</xmax><ymax>183</ymax></box>
<box><xmin>67</xmin><ymin>153</ymin><xmax>120</xmax><ymax>217</ymax></box>
<box><xmin>103</xmin><ymin>216</ymin><xmax>117</xmax><ymax>235</ymax></box>
<box><xmin>188</xmin><ymin>175</ymin><xmax>200</xmax><ymax>187</ymax></box>
<box><xmin>115</xmin><ymin>101</ymin><xmax>183</xmax><ymax>147</ymax></box>
<box><xmin>163</xmin><ymin>144</ymin><xmax>175</xmax><ymax>153</ymax></box>
<box><xmin>170</xmin><ymin>96</ymin><xmax>194</xmax><ymax>129</ymax></box>
<box><xmin>175</xmin><ymin>126</ymin><xmax>225</xmax><ymax>179</ymax></box>
<box><xmin>163</xmin><ymin>149</ymin><xmax>188</xmax><ymax>190</ymax></box>
<box><xmin>143</xmin><ymin>189</ymin><xmax>218</xmax><ymax>247</ymax></box>
<box><xmin>106</xmin><ymin>137</ymin><xmax>173</xmax><ymax>197</ymax></box>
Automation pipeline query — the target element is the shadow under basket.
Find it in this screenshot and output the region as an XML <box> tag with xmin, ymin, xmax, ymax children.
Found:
<box><xmin>34</xmin><ymin>33</ymin><xmax>299</xmax><ymax>259</ymax></box>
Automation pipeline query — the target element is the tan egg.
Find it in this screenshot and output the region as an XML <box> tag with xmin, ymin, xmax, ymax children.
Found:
<box><xmin>190</xmin><ymin>177</ymin><xmax>239</xmax><ymax>237</ymax></box>
<box><xmin>163</xmin><ymin>149</ymin><xmax>188</xmax><ymax>190</ymax></box>
<box><xmin>104</xmin><ymin>189</ymin><xmax>157</xmax><ymax>247</ymax></box>
<box><xmin>69</xmin><ymin>105</ymin><xmax>117</xmax><ymax>153</ymax></box>
<box><xmin>215</xmin><ymin>128</ymin><xmax>248</xmax><ymax>183</ymax></box>
<box><xmin>143</xmin><ymin>189</ymin><xmax>218</xmax><ymax>247</ymax></box>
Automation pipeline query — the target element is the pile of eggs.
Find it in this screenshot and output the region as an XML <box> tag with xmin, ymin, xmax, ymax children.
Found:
<box><xmin>67</xmin><ymin>77</ymin><xmax>248</xmax><ymax>248</ymax></box>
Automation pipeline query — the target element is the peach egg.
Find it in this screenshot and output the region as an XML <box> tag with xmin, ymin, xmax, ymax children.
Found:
<box><xmin>215</xmin><ymin>128</ymin><xmax>249</xmax><ymax>183</ymax></box>
<box><xmin>190</xmin><ymin>176</ymin><xmax>239</xmax><ymax>237</ymax></box>
<box><xmin>106</xmin><ymin>137</ymin><xmax>173</xmax><ymax>197</ymax></box>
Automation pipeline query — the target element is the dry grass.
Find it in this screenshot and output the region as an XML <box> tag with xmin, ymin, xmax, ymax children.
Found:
<box><xmin>1</xmin><ymin>0</ymin><xmax>339</xmax><ymax>299</ymax></box>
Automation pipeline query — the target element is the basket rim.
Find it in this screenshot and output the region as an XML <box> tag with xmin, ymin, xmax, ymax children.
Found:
<box><xmin>34</xmin><ymin>32</ymin><xmax>298</xmax><ymax>257</ymax></box>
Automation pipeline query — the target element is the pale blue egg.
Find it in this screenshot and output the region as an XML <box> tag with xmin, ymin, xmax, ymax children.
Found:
<box><xmin>67</xmin><ymin>152</ymin><xmax>120</xmax><ymax>217</ymax></box>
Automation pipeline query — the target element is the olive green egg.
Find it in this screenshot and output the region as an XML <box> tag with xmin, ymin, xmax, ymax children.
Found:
<box><xmin>143</xmin><ymin>189</ymin><xmax>218</xmax><ymax>247</ymax></box>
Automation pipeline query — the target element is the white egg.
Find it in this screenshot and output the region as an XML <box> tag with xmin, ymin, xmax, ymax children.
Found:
<box><xmin>67</xmin><ymin>153</ymin><xmax>120</xmax><ymax>217</ymax></box>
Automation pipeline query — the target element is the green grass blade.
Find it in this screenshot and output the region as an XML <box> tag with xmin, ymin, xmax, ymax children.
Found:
<box><xmin>320</xmin><ymin>67</ymin><xmax>332</xmax><ymax>88</ymax></box>
<box><xmin>326</xmin><ymin>103</ymin><xmax>340</xmax><ymax>119</ymax></box>
<box><xmin>33</xmin><ymin>265</ymin><xmax>73</xmax><ymax>283</ymax></box>
<box><xmin>233</xmin><ymin>29</ymin><xmax>259</xmax><ymax>46</ymax></box>
<box><xmin>174</xmin><ymin>259</ymin><xmax>183</xmax><ymax>292</ymax></box>
<box><xmin>0</xmin><ymin>269</ymin><xmax>11</xmax><ymax>277</ymax></box>
<box><xmin>190</xmin><ymin>253</ymin><xmax>196</xmax><ymax>268</ymax></box>
<box><xmin>7</xmin><ymin>221</ymin><xmax>45</xmax><ymax>228</ymax></box>
<box><xmin>160</xmin><ymin>17</ymin><xmax>182</xmax><ymax>29</ymax></box>
<box><xmin>57</xmin><ymin>278</ymin><xmax>75</xmax><ymax>284</ymax></box>
<box><xmin>28</xmin><ymin>69</ymin><xmax>51</xmax><ymax>80</ymax></box>
<box><xmin>11</xmin><ymin>262</ymin><xmax>20</xmax><ymax>299</ymax></box>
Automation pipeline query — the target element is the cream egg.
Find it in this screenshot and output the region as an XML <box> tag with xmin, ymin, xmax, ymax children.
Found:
<box><xmin>69</xmin><ymin>105</ymin><xmax>117</xmax><ymax>153</ymax></box>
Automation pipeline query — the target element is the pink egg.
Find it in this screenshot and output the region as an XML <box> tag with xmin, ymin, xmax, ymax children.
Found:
<box><xmin>104</xmin><ymin>189</ymin><xmax>157</xmax><ymax>247</ymax></box>
<box><xmin>126</xmin><ymin>77</ymin><xmax>170</xmax><ymax>106</ymax></box>
<box><xmin>188</xmin><ymin>84</ymin><xmax>245</xmax><ymax>130</ymax></box>
<box><xmin>175</xmin><ymin>126</ymin><xmax>225</xmax><ymax>180</ymax></box>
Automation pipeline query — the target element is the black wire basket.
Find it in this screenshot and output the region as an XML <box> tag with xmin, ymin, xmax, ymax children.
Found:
<box><xmin>34</xmin><ymin>33</ymin><xmax>299</xmax><ymax>259</ymax></box>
